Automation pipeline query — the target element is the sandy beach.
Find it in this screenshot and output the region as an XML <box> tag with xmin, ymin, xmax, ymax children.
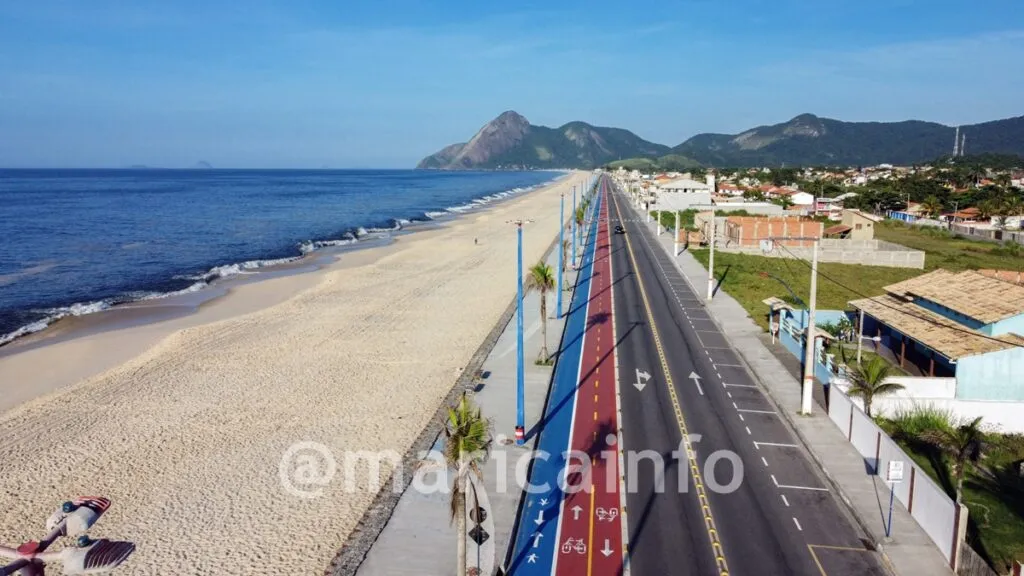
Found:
<box><xmin>0</xmin><ymin>172</ymin><xmax>585</xmax><ymax>574</ymax></box>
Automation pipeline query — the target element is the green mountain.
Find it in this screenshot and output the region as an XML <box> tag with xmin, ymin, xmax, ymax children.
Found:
<box><xmin>418</xmin><ymin>111</ymin><xmax>1024</xmax><ymax>169</ymax></box>
<box><xmin>671</xmin><ymin>113</ymin><xmax>1024</xmax><ymax>167</ymax></box>
<box><xmin>607</xmin><ymin>154</ymin><xmax>701</xmax><ymax>172</ymax></box>
<box><xmin>416</xmin><ymin>111</ymin><xmax>669</xmax><ymax>169</ymax></box>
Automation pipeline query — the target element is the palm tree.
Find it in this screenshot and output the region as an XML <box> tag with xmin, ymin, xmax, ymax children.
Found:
<box><xmin>920</xmin><ymin>416</ymin><xmax>985</xmax><ymax>503</ymax></box>
<box><xmin>919</xmin><ymin>195</ymin><xmax>944</xmax><ymax>219</ymax></box>
<box><xmin>441</xmin><ymin>393</ymin><xmax>492</xmax><ymax>576</ymax></box>
<box><xmin>976</xmin><ymin>199</ymin><xmax>1000</xmax><ymax>222</ymax></box>
<box><xmin>966</xmin><ymin>165</ymin><xmax>984</xmax><ymax>187</ymax></box>
<box><xmin>561</xmin><ymin>238</ymin><xmax>570</xmax><ymax>272</ymax></box>
<box><xmin>575</xmin><ymin>206</ymin><xmax>585</xmax><ymax>250</ymax></box>
<box><xmin>846</xmin><ymin>357</ymin><xmax>903</xmax><ymax>417</ymax></box>
<box><xmin>1001</xmin><ymin>195</ymin><xmax>1023</xmax><ymax>229</ymax></box>
<box><xmin>525</xmin><ymin>261</ymin><xmax>556</xmax><ymax>360</ymax></box>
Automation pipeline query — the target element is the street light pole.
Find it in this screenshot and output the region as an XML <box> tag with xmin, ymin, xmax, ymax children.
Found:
<box><xmin>515</xmin><ymin>221</ymin><xmax>526</xmax><ymax>443</ymax></box>
<box><xmin>801</xmin><ymin>240</ymin><xmax>820</xmax><ymax>415</ymax></box>
<box><xmin>557</xmin><ymin>193</ymin><xmax>564</xmax><ymax>318</ymax></box>
<box><xmin>572</xmin><ymin>186</ymin><xmax>577</xmax><ymax>268</ymax></box>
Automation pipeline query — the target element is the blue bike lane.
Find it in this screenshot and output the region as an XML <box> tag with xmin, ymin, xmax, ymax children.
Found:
<box><xmin>506</xmin><ymin>186</ymin><xmax>603</xmax><ymax>576</ymax></box>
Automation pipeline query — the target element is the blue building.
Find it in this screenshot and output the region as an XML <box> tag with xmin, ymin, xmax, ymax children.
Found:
<box><xmin>885</xmin><ymin>202</ymin><xmax>926</xmax><ymax>223</ymax></box>
<box><xmin>764</xmin><ymin>302</ymin><xmax>848</xmax><ymax>385</ymax></box>
<box><xmin>849</xmin><ymin>270</ymin><xmax>1024</xmax><ymax>400</ymax></box>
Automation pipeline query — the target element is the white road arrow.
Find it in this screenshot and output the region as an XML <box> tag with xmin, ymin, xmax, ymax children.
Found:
<box><xmin>533</xmin><ymin>509</ymin><xmax>544</xmax><ymax>526</ymax></box>
<box><xmin>527</xmin><ymin>553</ymin><xmax>538</xmax><ymax>564</ymax></box>
<box><xmin>689</xmin><ymin>371</ymin><xmax>704</xmax><ymax>396</ymax></box>
<box><xmin>634</xmin><ymin>368</ymin><xmax>652</xmax><ymax>391</ymax></box>
<box><xmin>571</xmin><ymin>505</ymin><xmax>583</xmax><ymax>520</ymax></box>
<box><xmin>600</xmin><ymin>539</ymin><xmax>613</xmax><ymax>557</ymax></box>
<box><xmin>532</xmin><ymin>532</ymin><xmax>543</xmax><ymax>548</ymax></box>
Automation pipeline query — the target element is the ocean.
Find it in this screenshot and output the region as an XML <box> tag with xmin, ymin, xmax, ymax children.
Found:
<box><xmin>0</xmin><ymin>169</ymin><xmax>562</xmax><ymax>345</ymax></box>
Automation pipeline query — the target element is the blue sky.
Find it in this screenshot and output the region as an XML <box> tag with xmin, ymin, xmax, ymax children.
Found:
<box><xmin>1</xmin><ymin>1</ymin><xmax>1022</xmax><ymax>168</ymax></box>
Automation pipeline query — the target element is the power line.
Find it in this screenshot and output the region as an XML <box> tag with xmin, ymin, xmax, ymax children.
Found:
<box><xmin>771</xmin><ymin>242</ymin><xmax>1024</xmax><ymax>350</ymax></box>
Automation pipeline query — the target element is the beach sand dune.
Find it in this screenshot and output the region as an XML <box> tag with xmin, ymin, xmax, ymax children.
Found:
<box><xmin>0</xmin><ymin>173</ymin><xmax>585</xmax><ymax>574</ymax></box>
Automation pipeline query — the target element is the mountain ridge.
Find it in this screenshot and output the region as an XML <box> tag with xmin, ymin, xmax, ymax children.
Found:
<box><xmin>418</xmin><ymin>111</ymin><xmax>1024</xmax><ymax>169</ymax></box>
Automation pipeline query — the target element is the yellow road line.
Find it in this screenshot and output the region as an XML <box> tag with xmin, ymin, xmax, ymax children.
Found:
<box><xmin>611</xmin><ymin>190</ymin><xmax>731</xmax><ymax>576</ymax></box>
<box><xmin>808</xmin><ymin>544</ymin><xmax>874</xmax><ymax>576</ymax></box>
<box><xmin>588</xmin><ymin>456</ymin><xmax>597</xmax><ymax>576</ymax></box>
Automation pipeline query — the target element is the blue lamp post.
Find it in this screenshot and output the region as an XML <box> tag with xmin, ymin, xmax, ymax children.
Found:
<box><xmin>557</xmin><ymin>193</ymin><xmax>564</xmax><ymax>318</ymax></box>
<box><xmin>514</xmin><ymin>220</ymin><xmax>525</xmax><ymax>444</ymax></box>
<box><xmin>571</xmin><ymin>186</ymin><xmax>577</xmax><ymax>268</ymax></box>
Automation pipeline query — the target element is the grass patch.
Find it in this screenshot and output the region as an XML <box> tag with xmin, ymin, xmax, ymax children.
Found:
<box><xmin>876</xmin><ymin>222</ymin><xmax>1024</xmax><ymax>272</ymax></box>
<box><xmin>689</xmin><ymin>249</ymin><xmax>919</xmax><ymax>330</ymax></box>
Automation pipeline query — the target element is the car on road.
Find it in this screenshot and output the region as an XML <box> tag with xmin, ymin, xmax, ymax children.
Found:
<box><xmin>614</xmin><ymin>225</ymin><xmax>625</xmax><ymax>234</ymax></box>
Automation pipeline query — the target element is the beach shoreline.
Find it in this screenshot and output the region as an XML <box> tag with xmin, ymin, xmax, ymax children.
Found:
<box><xmin>0</xmin><ymin>170</ymin><xmax>588</xmax><ymax>575</ymax></box>
<box><xmin>0</xmin><ymin>170</ymin><xmax>567</xmax><ymax>350</ymax></box>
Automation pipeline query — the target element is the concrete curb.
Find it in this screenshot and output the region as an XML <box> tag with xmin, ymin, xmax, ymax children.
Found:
<box><xmin>325</xmin><ymin>221</ymin><xmax>572</xmax><ymax>576</ymax></box>
<box><xmin>626</xmin><ymin>195</ymin><xmax>898</xmax><ymax>575</ymax></box>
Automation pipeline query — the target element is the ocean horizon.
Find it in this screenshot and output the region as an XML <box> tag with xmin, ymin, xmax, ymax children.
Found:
<box><xmin>0</xmin><ymin>168</ymin><xmax>564</xmax><ymax>345</ymax></box>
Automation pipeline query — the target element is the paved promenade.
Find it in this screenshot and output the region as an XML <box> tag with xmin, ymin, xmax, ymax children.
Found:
<box><xmin>625</xmin><ymin>197</ymin><xmax>954</xmax><ymax>576</ymax></box>
<box><xmin>355</xmin><ymin>226</ymin><xmax>582</xmax><ymax>575</ymax></box>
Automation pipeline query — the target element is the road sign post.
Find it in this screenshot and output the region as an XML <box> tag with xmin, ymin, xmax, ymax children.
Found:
<box><xmin>885</xmin><ymin>460</ymin><xmax>905</xmax><ymax>538</ymax></box>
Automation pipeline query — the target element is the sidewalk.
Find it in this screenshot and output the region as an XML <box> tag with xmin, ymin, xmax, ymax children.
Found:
<box><xmin>626</xmin><ymin>199</ymin><xmax>953</xmax><ymax>576</ymax></box>
<box><xmin>355</xmin><ymin>234</ymin><xmax>579</xmax><ymax>575</ymax></box>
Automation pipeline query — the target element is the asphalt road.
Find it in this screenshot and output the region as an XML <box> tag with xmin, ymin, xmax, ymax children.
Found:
<box><xmin>607</xmin><ymin>180</ymin><xmax>888</xmax><ymax>576</ymax></box>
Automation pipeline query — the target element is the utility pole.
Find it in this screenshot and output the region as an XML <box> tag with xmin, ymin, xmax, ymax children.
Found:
<box><xmin>706</xmin><ymin>209</ymin><xmax>716</xmax><ymax>300</ymax></box>
<box><xmin>857</xmin><ymin>308</ymin><xmax>865</xmax><ymax>365</ymax></box>
<box><xmin>674</xmin><ymin>210</ymin><xmax>681</xmax><ymax>256</ymax></box>
<box><xmin>801</xmin><ymin>240</ymin><xmax>819</xmax><ymax>415</ymax></box>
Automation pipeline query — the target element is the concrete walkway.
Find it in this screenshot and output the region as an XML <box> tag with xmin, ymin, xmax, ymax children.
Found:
<box><xmin>356</xmin><ymin>232</ymin><xmax>579</xmax><ymax>575</ymax></box>
<box><xmin>625</xmin><ymin>198</ymin><xmax>954</xmax><ymax>576</ymax></box>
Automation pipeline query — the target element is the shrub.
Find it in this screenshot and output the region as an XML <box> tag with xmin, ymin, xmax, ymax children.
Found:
<box><xmin>883</xmin><ymin>404</ymin><xmax>956</xmax><ymax>441</ymax></box>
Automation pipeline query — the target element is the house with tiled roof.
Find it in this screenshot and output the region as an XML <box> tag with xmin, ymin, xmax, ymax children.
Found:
<box><xmin>849</xmin><ymin>270</ymin><xmax>1024</xmax><ymax>400</ymax></box>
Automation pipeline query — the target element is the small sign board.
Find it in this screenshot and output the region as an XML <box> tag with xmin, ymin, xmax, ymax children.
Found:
<box><xmin>759</xmin><ymin>239</ymin><xmax>774</xmax><ymax>254</ymax></box>
<box><xmin>887</xmin><ymin>460</ymin><xmax>905</xmax><ymax>483</ymax></box>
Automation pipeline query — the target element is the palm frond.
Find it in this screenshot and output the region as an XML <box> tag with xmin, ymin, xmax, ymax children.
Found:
<box><xmin>524</xmin><ymin>261</ymin><xmax>555</xmax><ymax>293</ymax></box>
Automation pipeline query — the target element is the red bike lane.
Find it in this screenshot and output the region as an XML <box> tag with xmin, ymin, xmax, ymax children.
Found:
<box><xmin>553</xmin><ymin>181</ymin><xmax>626</xmax><ymax>576</ymax></box>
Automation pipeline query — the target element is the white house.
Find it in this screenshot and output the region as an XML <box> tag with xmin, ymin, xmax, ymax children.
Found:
<box><xmin>654</xmin><ymin>177</ymin><xmax>712</xmax><ymax>210</ymax></box>
<box><xmin>788</xmin><ymin>191</ymin><xmax>815</xmax><ymax>207</ymax></box>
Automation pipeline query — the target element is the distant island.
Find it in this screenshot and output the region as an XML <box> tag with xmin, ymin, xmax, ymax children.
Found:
<box><xmin>417</xmin><ymin>111</ymin><xmax>1024</xmax><ymax>169</ymax></box>
<box><xmin>194</xmin><ymin>161</ymin><xmax>213</xmax><ymax>169</ymax></box>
